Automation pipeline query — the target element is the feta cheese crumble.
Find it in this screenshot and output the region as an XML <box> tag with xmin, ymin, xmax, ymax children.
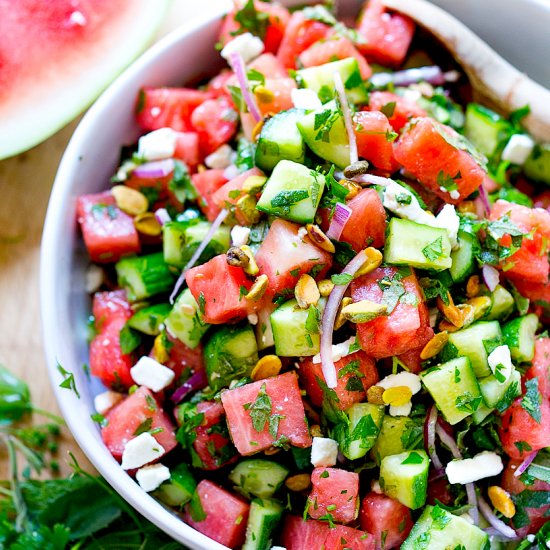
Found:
<box><xmin>137</xmin><ymin>128</ymin><xmax>177</xmax><ymax>161</ymax></box>
<box><xmin>311</xmin><ymin>437</ymin><xmax>339</xmax><ymax>467</ymax></box>
<box><xmin>291</xmin><ymin>88</ymin><xmax>323</xmax><ymax>111</ymax></box>
<box><xmin>205</xmin><ymin>144</ymin><xmax>235</xmax><ymax>170</ymax></box>
<box><xmin>378</xmin><ymin>371</ymin><xmax>422</xmax><ymax>417</ymax></box>
<box><xmin>312</xmin><ymin>336</ymin><xmax>356</xmax><ymax>364</ymax></box>
<box><xmin>231</xmin><ymin>225</ymin><xmax>251</xmax><ymax>247</ymax></box>
<box><xmin>130</xmin><ymin>356</ymin><xmax>175</xmax><ymax>392</ymax></box>
<box><xmin>93</xmin><ymin>390</ymin><xmax>124</xmax><ymax>416</ymax></box>
<box><xmin>445</xmin><ymin>451</ymin><xmax>503</xmax><ymax>484</ymax></box>
<box><xmin>121</xmin><ymin>432</ymin><xmax>165</xmax><ymax>470</ymax></box>
<box><xmin>221</xmin><ymin>32</ymin><xmax>264</xmax><ymax>64</ymax></box>
<box><xmin>487</xmin><ymin>345</ymin><xmax>514</xmax><ymax>384</ymax></box>
<box><xmin>501</xmin><ymin>134</ymin><xmax>535</xmax><ymax>165</ymax></box>
<box><xmin>136</xmin><ymin>463</ymin><xmax>171</xmax><ymax>492</ymax></box>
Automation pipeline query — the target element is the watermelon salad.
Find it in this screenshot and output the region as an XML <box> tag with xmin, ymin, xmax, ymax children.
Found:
<box><xmin>75</xmin><ymin>1</ymin><xmax>550</xmax><ymax>548</ymax></box>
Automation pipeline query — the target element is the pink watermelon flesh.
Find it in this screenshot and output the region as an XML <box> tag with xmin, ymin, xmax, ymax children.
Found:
<box><xmin>0</xmin><ymin>0</ymin><xmax>170</xmax><ymax>159</ymax></box>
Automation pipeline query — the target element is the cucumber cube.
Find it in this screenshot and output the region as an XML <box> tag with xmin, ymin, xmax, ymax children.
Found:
<box><xmin>164</xmin><ymin>288</ymin><xmax>210</xmax><ymax>349</ymax></box>
<box><xmin>296</xmin><ymin>57</ymin><xmax>369</xmax><ymax>105</ymax></box>
<box><xmin>478</xmin><ymin>368</ymin><xmax>521</xmax><ymax>408</ymax></box>
<box><xmin>421</xmin><ymin>357</ymin><xmax>483</xmax><ymax>425</ymax></box>
<box><xmin>204</xmin><ymin>324</ymin><xmax>259</xmax><ymax>391</ymax></box>
<box><xmin>270</xmin><ymin>299</ymin><xmax>321</xmax><ymax>357</ymax></box>
<box><xmin>153</xmin><ymin>463</ymin><xmax>196</xmax><ymax>507</ymax></box>
<box><xmin>384</xmin><ymin>218</ymin><xmax>452</xmax><ymax>271</ymax></box>
<box><xmin>502</xmin><ymin>313</ymin><xmax>538</xmax><ymax>362</ymax></box>
<box><xmin>524</xmin><ymin>143</ymin><xmax>550</xmax><ymax>185</ymax></box>
<box><xmin>443</xmin><ymin>320</ymin><xmax>502</xmax><ymax>378</ymax></box>
<box><xmin>127</xmin><ymin>303</ymin><xmax>171</xmax><ymax>335</ymax></box>
<box><xmin>255</xmin><ymin>109</ymin><xmax>306</xmax><ymax>172</ymax></box>
<box><xmin>449</xmin><ymin>229</ymin><xmax>478</xmax><ymax>282</ymax></box>
<box><xmin>229</xmin><ymin>459</ymin><xmax>289</xmax><ymax>499</ymax></box>
<box><xmin>256</xmin><ymin>160</ymin><xmax>325</xmax><ymax>224</ymax></box>
<box><xmin>379</xmin><ymin>450</ymin><xmax>429</xmax><ymax>510</ymax></box>
<box><xmin>243</xmin><ymin>498</ymin><xmax>284</xmax><ymax>550</ymax></box>
<box><xmin>402</xmin><ymin>505</ymin><xmax>489</xmax><ymax>550</ymax></box>
<box><xmin>297</xmin><ymin>100</ymin><xmax>351</xmax><ymax>168</ymax></box>
<box><xmin>486</xmin><ymin>284</ymin><xmax>515</xmax><ymax>320</ymax></box>
<box><xmin>371</xmin><ymin>416</ymin><xmax>423</xmax><ymax>465</ymax></box>
<box><xmin>464</xmin><ymin>103</ymin><xmax>512</xmax><ymax>159</ymax></box>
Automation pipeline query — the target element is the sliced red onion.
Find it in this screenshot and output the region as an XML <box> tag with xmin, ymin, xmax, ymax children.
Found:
<box><xmin>482</xmin><ymin>264</ymin><xmax>500</xmax><ymax>292</ymax></box>
<box><xmin>370</xmin><ymin>66</ymin><xmax>446</xmax><ymax>88</ymax></box>
<box><xmin>154</xmin><ymin>208</ymin><xmax>171</xmax><ymax>226</ymax></box>
<box><xmin>326</xmin><ymin>202</ymin><xmax>352</xmax><ymax>241</ymax></box>
<box><xmin>133</xmin><ymin>158</ymin><xmax>175</xmax><ymax>179</ymax></box>
<box><xmin>425</xmin><ymin>405</ymin><xmax>443</xmax><ymax>470</ymax></box>
<box><xmin>169</xmin><ymin>208</ymin><xmax>229</xmax><ymax>304</ymax></box>
<box><xmin>478</xmin><ymin>183</ymin><xmax>491</xmax><ymax>217</ymax></box>
<box><xmin>514</xmin><ymin>449</ymin><xmax>538</xmax><ymax>477</ymax></box>
<box><xmin>435</xmin><ymin>423</ymin><xmax>461</xmax><ymax>459</ymax></box>
<box><xmin>333</xmin><ymin>72</ymin><xmax>358</xmax><ymax>165</ymax></box>
<box><xmin>478</xmin><ymin>496</ymin><xmax>517</xmax><ymax>539</ymax></box>
<box><xmin>466</xmin><ymin>482</ymin><xmax>479</xmax><ymax>525</ymax></box>
<box><xmin>228</xmin><ymin>51</ymin><xmax>262</xmax><ymax>123</ymax></box>
<box><xmin>320</xmin><ymin>249</ymin><xmax>369</xmax><ymax>388</ymax></box>
<box><xmin>170</xmin><ymin>370</ymin><xmax>208</xmax><ymax>404</ymax></box>
<box><xmin>349</xmin><ymin>173</ymin><xmax>393</xmax><ymax>186</ymax></box>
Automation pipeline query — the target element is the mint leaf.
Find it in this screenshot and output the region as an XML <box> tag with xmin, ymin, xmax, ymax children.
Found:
<box><xmin>243</xmin><ymin>383</ymin><xmax>272</xmax><ymax>433</ymax></box>
<box><xmin>401</xmin><ymin>451</ymin><xmax>424</xmax><ymax>465</ymax></box>
<box><xmin>380</xmin><ymin>101</ymin><xmax>396</xmax><ymax>118</ymax></box>
<box><xmin>422</xmin><ymin>236</ymin><xmax>445</xmax><ymax>262</ymax></box>
<box><xmin>522</xmin><ymin>377</ymin><xmax>542</xmax><ymax>423</ymax></box>
<box><xmin>331</xmin><ymin>273</ymin><xmax>353</xmax><ymax>285</ymax></box>
<box><xmin>233</xmin><ymin>0</ymin><xmax>268</xmax><ymax>38</ymax></box>
<box><xmin>270</xmin><ymin>189</ymin><xmax>309</xmax><ymax>213</ymax></box>
<box><xmin>119</xmin><ymin>325</ymin><xmax>141</xmax><ymax>355</ymax></box>
<box><xmin>455</xmin><ymin>392</ymin><xmax>482</xmax><ymax>413</ymax></box>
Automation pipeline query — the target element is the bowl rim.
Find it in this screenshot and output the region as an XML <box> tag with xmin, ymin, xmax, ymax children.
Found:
<box><xmin>40</xmin><ymin>3</ymin><xmax>232</xmax><ymax>549</ymax></box>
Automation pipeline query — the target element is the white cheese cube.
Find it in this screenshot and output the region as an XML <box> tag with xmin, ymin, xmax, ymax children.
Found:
<box><xmin>205</xmin><ymin>144</ymin><xmax>235</xmax><ymax>169</ymax></box>
<box><xmin>93</xmin><ymin>390</ymin><xmax>124</xmax><ymax>415</ymax></box>
<box><xmin>311</xmin><ymin>437</ymin><xmax>338</xmax><ymax>467</ymax></box>
<box><xmin>383</xmin><ymin>181</ymin><xmax>436</xmax><ymax>227</ymax></box>
<box><xmin>137</xmin><ymin>128</ymin><xmax>177</xmax><ymax>161</ymax></box>
<box><xmin>121</xmin><ymin>432</ymin><xmax>165</xmax><ymax>470</ymax></box>
<box><xmin>445</xmin><ymin>451</ymin><xmax>503</xmax><ymax>484</ymax></box>
<box><xmin>136</xmin><ymin>463</ymin><xmax>171</xmax><ymax>492</ymax></box>
<box><xmin>270</xmin><ymin>547</ymin><xmax>287</xmax><ymax>550</ymax></box>
<box><xmin>130</xmin><ymin>356</ymin><xmax>175</xmax><ymax>392</ymax></box>
<box><xmin>378</xmin><ymin>371</ymin><xmax>422</xmax><ymax>395</ymax></box>
<box><xmin>501</xmin><ymin>134</ymin><xmax>535</xmax><ymax>165</ymax></box>
<box><xmin>487</xmin><ymin>345</ymin><xmax>514</xmax><ymax>384</ymax></box>
<box><xmin>389</xmin><ymin>402</ymin><xmax>413</xmax><ymax>417</ymax></box>
<box><xmin>221</xmin><ymin>32</ymin><xmax>264</xmax><ymax>64</ymax></box>
<box><xmin>291</xmin><ymin>88</ymin><xmax>323</xmax><ymax>111</ymax></box>
<box><xmin>435</xmin><ymin>204</ymin><xmax>460</xmax><ymax>249</ymax></box>
<box><xmin>231</xmin><ymin>225</ymin><xmax>251</xmax><ymax>247</ymax></box>
<box><xmin>312</xmin><ymin>336</ymin><xmax>356</xmax><ymax>364</ymax></box>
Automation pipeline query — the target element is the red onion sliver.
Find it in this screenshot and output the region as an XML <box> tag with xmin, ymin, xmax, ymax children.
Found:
<box><xmin>478</xmin><ymin>496</ymin><xmax>517</xmax><ymax>539</ymax></box>
<box><xmin>482</xmin><ymin>264</ymin><xmax>500</xmax><ymax>292</ymax></box>
<box><xmin>326</xmin><ymin>202</ymin><xmax>352</xmax><ymax>241</ymax></box>
<box><xmin>333</xmin><ymin>71</ymin><xmax>358</xmax><ymax>165</ymax></box>
<box><xmin>320</xmin><ymin>249</ymin><xmax>369</xmax><ymax>388</ymax></box>
<box><xmin>170</xmin><ymin>370</ymin><xmax>208</xmax><ymax>404</ymax></box>
<box><xmin>169</xmin><ymin>208</ymin><xmax>229</xmax><ymax>304</ymax></box>
<box><xmin>370</xmin><ymin>65</ymin><xmax>446</xmax><ymax>88</ymax></box>
<box><xmin>154</xmin><ymin>208</ymin><xmax>171</xmax><ymax>226</ymax></box>
<box><xmin>350</xmin><ymin>173</ymin><xmax>393</xmax><ymax>186</ymax></box>
<box><xmin>435</xmin><ymin>423</ymin><xmax>461</xmax><ymax>459</ymax></box>
<box><xmin>466</xmin><ymin>482</ymin><xmax>479</xmax><ymax>525</ymax></box>
<box><xmin>133</xmin><ymin>158</ymin><xmax>175</xmax><ymax>179</ymax></box>
<box><xmin>514</xmin><ymin>449</ymin><xmax>538</xmax><ymax>477</ymax></box>
<box><xmin>425</xmin><ymin>405</ymin><xmax>443</xmax><ymax>470</ymax></box>
<box><xmin>228</xmin><ymin>51</ymin><xmax>262</xmax><ymax>123</ymax></box>
<box><xmin>478</xmin><ymin>183</ymin><xmax>491</xmax><ymax>217</ymax></box>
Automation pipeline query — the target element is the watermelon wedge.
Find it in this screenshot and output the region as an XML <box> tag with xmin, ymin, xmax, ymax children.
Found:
<box><xmin>0</xmin><ymin>0</ymin><xmax>171</xmax><ymax>159</ymax></box>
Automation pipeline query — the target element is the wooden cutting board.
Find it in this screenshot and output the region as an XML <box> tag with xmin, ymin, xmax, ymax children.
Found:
<box><xmin>0</xmin><ymin>0</ymin><xmax>225</xmax><ymax>479</ymax></box>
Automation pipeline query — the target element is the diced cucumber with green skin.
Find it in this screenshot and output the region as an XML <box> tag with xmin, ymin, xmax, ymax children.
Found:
<box><xmin>270</xmin><ymin>299</ymin><xmax>322</xmax><ymax>357</ymax></box>
<box><xmin>379</xmin><ymin>450</ymin><xmax>429</xmax><ymax>510</ymax></box>
<box><xmin>442</xmin><ymin>321</ymin><xmax>502</xmax><ymax>378</ymax></box>
<box><xmin>478</xmin><ymin>368</ymin><xmax>521</xmax><ymax>408</ymax></box>
<box><xmin>127</xmin><ymin>303</ymin><xmax>171</xmax><ymax>335</ymax></box>
<box><xmin>371</xmin><ymin>416</ymin><xmax>424</xmax><ymax>465</ymax></box>
<box><xmin>163</xmin><ymin>220</ymin><xmax>230</xmax><ymax>268</ymax></box>
<box><xmin>297</xmin><ymin>100</ymin><xmax>350</xmax><ymax>168</ymax></box>
<box><xmin>229</xmin><ymin>459</ymin><xmax>289</xmax><ymax>499</ymax></box>
<box><xmin>115</xmin><ymin>252</ymin><xmax>176</xmax><ymax>302</ymax></box>
<box><xmin>334</xmin><ymin>403</ymin><xmax>384</xmax><ymax>460</ymax></box>
<box><xmin>402</xmin><ymin>505</ymin><xmax>489</xmax><ymax>550</ymax></box>
<box><xmin>450</xmin><ymin>229</ymin><xmax>478</xmax><ymax>282</ymax></box>
<box><xmin>204</xmin><ymin>324</ymin><xmax>259</xmax><ymax>391</ymax></box>
<box><xmin>464</xmin><ymin>103</ymin><xmax>512</xmax><ymax>159</ymax></box>
<box><xmin>502</xmin><ymin>313</ymin><xmax>538</xmax><ymax>362</ymax></box>
<box><xmin>256</xmin><ymin>160</ymin><xmax>325</xmax><ymax>224</ymax></box>
<box><xmin>486</xmin><ymin>285</ymin><xmax>515</xmax><ymax>321</ymax></box>
<box><xmin>296</xmin><ymin>57</ymin><xmax>369</xmax><ymax>105</ymax></box>
<box><xmin>153</xmin><ymin>463</ymin><xmax>196</xmax><ymax>508</ymax></box>
<box><xmin>524</xmin><ymin>143</ymin><xmax>550</xmax><ymax>185</ymax></box>
<box><xmin>255</xmin><ymin>109</ymin><xmax>306</xmax><ymax>172</ymax></box>
<box><xmin>472</xmin><ymin>401</ymin><xmax>494</xmax><ymax>425</ymax></box>
<box><xmin>384</xmin><ymin>218</ymin><xmax>452</xmax><ymax>271</ymax></box>
<box><xmin>243</xmin><ymin>498</ymin><xmax>284</xmax><ymax>550</ymax></box>
<box><xmin>164</xmin><ymin>288</ymin><xmax>210</xmax><ymax>349</ymax></box>
<box><xmin>421</xmin><ymin>357</ymin><xmax>483</xmax><ymax>425</ymax></box>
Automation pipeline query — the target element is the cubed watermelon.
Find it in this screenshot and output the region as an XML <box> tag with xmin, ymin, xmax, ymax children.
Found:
<box><xmin>183</xmin><ymin>480</ymin><xmax>250</xmax><ymax>548</ymax></box>
<box><xmin>248</xmin><ymin>53</ymin><xmax>288</xmax><ymax>79</ymax></box>
<box><xmin>173</xmin><ymin>131</ymin><xmax>201</xmax><ymax>170</ymax></box>
<box><xmin>325</xmin><ymin>525</ymin><xmax>375</xmax><ymax>550</ymax></box>
<box><xmin>281</xmin><ymin>516</ymin><xmax>332</xmax><ymax>550</ymax></box>
<box><xmin>367</xmin><ymin>91</ymin><xmax>427</xmax><ymax>131</ymax></box>
<box><xmin>191</xmin><ymin>169</ymin><xmax>229</xmax><ymax>222</ymax></box>
<box><xmin>527</xmin><ymin>338</ymin><xmax>550</xmax><ymax>398</ymax></box>
<box><xmin>307</xmin><ymin>467</ymin><xmax>360</xmax><ymax>524</ymax></box>
<box><xmin>92</xmin><ymin>290</ymin><xmax>133</xmax><ymax>331</ymax></box>
<box><xmin>221</xmin><ymin>371</ymin><xmax>312</xmax><ymax>455</ymax></box>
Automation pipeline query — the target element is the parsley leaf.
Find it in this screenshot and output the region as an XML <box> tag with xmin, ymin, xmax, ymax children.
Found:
<box><xmin>436</xmin><ymin>170</ymin><xmax>461</xmax><ymax>192</ymax></box>
<box><xmin>522</xmin><ymin>378</ymin><xmax>542</xmax><ymax>423</ymax></box>
<box><xmin>495</xmin><ymin>380</ymin><xmax>520</xmax><ymax>413</ymax></box>
<box><xmin>270</xmin><ymin>189</ymin><xmax>309</xmax><ymax>213</ymax></box>
<box><xmin>455</xmin><ymin>392</ymin><xmax>482</xmax><ymax>413</ymax></box>
<box><xmin>119</xmin><ymin>324</ymin><xmax>141</xmax><ymax>355</ymax></box>
<box><xmin>57</xmin><ymin>363</ymin><xmax>80</xmax><ymax>398</ymax></box>
<box><xmin>331</xmin><ymin>273</ymin><xmax>353</xmax><ymax>285</ymax></box>
<box><xmin>314</xmin><ymin>108</ymin><xmax>342</xmax><ymax>142</ymax></box>
<box><xmin>243</xmin><ymin>383</ymin><xmax>272</xmax><ymax>433</ymax></box>
<box><xmin>422</xmin><ymin>236</ymin><xmax>445</xmax><ymax>262</ymax></box>
<box><xmin>233</xmin><ymin>0</ymin><xmax>269</xmax><ymax>39</ymax></box>
<box><xmin>401</xmin><ymin>451</ymin><xmax>424</xmax><ymax>465</ymax></box>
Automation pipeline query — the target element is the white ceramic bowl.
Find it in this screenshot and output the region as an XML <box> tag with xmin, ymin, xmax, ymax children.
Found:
<box><xmin>41</xmin><ymin>1</ymin><xmax>550</xmax><ymax>548</ymax></box>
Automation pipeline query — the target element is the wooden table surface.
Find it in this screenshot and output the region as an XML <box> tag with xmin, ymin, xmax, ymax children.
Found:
<box><xmin>0</xmin><ymin>0</ymin><xmax>225</xmax><ymax>478</ymax></box>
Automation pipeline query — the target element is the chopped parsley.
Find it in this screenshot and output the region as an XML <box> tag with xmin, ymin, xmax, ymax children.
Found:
<box><xmin>522</xmin><ymin>377</ymin><xmax>542</xmax><ymax>423</ymax></box>
<box><xmin>243</xmin><ymin>383</ymin><xmax>272</xmax><ymax>433</ymax></box>
<box><xmin>421</xmin><ymin>236</ymin><xmax>445</xmax><ymax>262</ymax></box>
